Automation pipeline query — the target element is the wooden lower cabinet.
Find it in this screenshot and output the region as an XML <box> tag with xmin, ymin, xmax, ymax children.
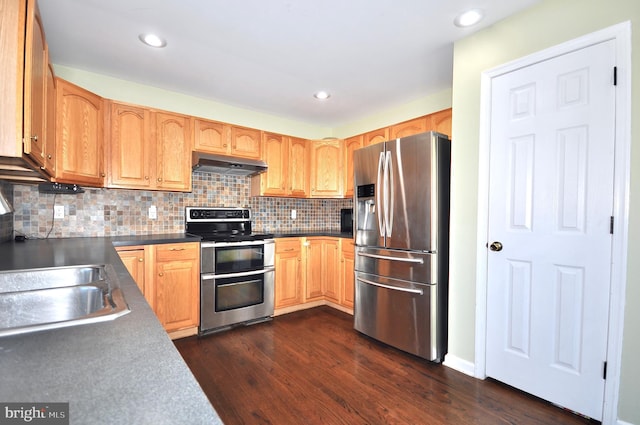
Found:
<box><xmin>340</xmin><ymin>239</ymin><xmax>355</xmax><ymax>309</ymax></box>
<box><xmin>116</xmin><ymin>242</ymin><xmax>200</xmax><ymax>338</ymax></box>
<box><xmin>274</xmin><ymin>237</ymin><xmax>353</xmax><ymax>315</ymax></box>
<box><xmin>116</xmin><ymin>247</ymin><xmax>146</xmax><ymax>296</ymax></box>
<box><xmin>274</xmin><ymin>238</ymin><xmax>304</xmax><ymax>309</ymax></box>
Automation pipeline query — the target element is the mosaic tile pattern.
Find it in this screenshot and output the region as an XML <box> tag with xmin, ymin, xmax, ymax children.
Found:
<box><xmin>11</xmin><ymin>173</ymin><xmax>353</xmax><ymax>239</ymax></box>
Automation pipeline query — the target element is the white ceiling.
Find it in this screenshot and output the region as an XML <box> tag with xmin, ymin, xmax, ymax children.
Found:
<box><xmin>39</xmin><ymin>0</ymin><xmax>540</xmax><ymax>127</ymax></box>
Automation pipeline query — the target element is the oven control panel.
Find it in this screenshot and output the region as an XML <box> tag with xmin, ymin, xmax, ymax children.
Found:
<box><xmin>186</xmin><ymin>207</ymin><xmax>250</xmax><ymax>221</ymax></box>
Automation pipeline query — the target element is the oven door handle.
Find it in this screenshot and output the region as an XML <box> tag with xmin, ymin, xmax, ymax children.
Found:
<box><xmin>201</xmin><ymin>267</ymin><xmax>274</xmax><ymax>280</ymax></box>
<box><xmin>201</xmin><ymin>240</ymin><xmax>274</xmax><ymax>248</ymax></box>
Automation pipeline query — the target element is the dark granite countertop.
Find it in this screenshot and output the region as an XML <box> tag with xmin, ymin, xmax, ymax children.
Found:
<box><xmin>110</xmin><ymin>232</ymin><xmax>201</xmax><ymax>247</ymax></box>
<box><xmin>0</xmin><ymin>237</ymin><xmax>221</xmax><ymax>425</ymax></box>
<box><xmin>271</xmin><ymin>230</ymin><xmax>354</xmax><ymax>239</ymax></box>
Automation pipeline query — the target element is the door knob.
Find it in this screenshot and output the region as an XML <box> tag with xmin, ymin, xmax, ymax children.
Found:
<box><xmin>489</xmin><ymin>241</ymin><xmax>503</xmax><ymax>252</ymax></box>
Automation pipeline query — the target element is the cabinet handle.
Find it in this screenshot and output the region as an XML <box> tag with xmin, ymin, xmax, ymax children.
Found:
<box><xmin>47</xmin><ymin>154</ymin><xmax>52</xmax><ymax>159</ymax></box>
<box><xmin>169</xmin><ymin>247</ymin><xmax>186</xmax><ymax>251</ymax></box>
<box><xmin>157</xmin><ymin>177</ymin><xmax>163</xmax><ymax>182</ymax></box>
<box><xmin>145</xmin><ymin>176</ymin><xmax>149</xmax><ymax>180</ymax></box>
<box><xmin>158</xmin><ymin>272</ymin><xmax>164</xmax><ymax>277</ymax></box>
<box><xmin>101</xmin><ymin>172</ymin><xmax>106</xmax><ymax>177</ymax></box>
<box><xmin>283</xmin><ymin>248</ymin><xmax>294</xmax><ymax>252</ymax></box>
<box><xmin>31</xmin><ymin>135</ymin><xmax>38</xmax><ymax>142</ymax></box>
<box><xmin>138</xmin><ymin>258</ymin><xmax>143</xmax><ymax>262</ymax></box>
<box><xmin>223</xmin><ymin>144</ymin><xmax>228</xmax><ymax>148</ymax></box>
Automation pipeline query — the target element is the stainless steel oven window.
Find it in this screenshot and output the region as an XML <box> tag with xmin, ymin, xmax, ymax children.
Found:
<box><xmin>215</xmin><ymin>274</ymin><xmax>264</xmax><ymax>312</ymax></box>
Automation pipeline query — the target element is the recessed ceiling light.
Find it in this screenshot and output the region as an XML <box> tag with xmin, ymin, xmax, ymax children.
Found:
<box><xmin>454</xmin><ymin>9</ymin><xmax>484</xmax><ymax>27</ymax></box>
<box><xmin>139</xmin><ymin>33</ymin><xmax>167</xmax><ymax>48</ymax></box>
<box><xmin>313</xmin><ymin>91</ymin><xmax>330</xmax><ymax>100</ymax></box>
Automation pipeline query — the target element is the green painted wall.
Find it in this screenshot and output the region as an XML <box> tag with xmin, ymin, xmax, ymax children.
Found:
<box><xmin>450</xmin><ymin>0</ymin><xmax>640</xmax><ymax>422</ymax></box>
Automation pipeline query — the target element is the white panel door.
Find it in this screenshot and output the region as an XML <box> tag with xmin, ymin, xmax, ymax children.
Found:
<box><xmin>486</xmin><ymin>40</ymin><xmax>615</xmax><ymax>420</ymax></box>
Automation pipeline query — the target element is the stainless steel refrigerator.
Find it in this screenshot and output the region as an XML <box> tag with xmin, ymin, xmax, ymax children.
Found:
<box><xmin>353</xmin><ymin>131</ymin><xmax>450</xmax><ymax>362</ymax></box>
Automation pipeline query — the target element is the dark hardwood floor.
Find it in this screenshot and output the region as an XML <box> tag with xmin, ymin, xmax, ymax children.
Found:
<box><xmin>174</xmin><ymin>306</ymin><xmax>598</xmax><ymax>425</ymax></box>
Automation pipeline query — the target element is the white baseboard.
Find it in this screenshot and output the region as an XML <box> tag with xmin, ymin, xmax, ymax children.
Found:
<box><xmin>617</xmin><ymin>420</ymin><xmax>635</xmax><ymax>425</ymax></box>
<box><xmin>443</xmin><ymin>354</ymin><xmax>476</xmax><ymax>377</ymax></box>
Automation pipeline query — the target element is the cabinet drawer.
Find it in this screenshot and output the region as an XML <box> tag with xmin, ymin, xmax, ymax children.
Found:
<box><xmin>276</xmin><ymin>238</ymin><xmax>301</xmax><ymax>253</ymax></box>
<box><xmin>155</xmin><ymin>242</ymin><xmax>199</xmax><ymax>261</ymax></box>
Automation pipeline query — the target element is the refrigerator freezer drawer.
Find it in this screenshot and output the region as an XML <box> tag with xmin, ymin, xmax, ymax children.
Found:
<box><xmin>355</xmin><ymin>246</ymin><xmax>436</xmax><ymax>285</ymax></box>
<box><xmin>354</xmin><ymin>272</ymin><xmax>447</xmax><ymax>362</ymax></box>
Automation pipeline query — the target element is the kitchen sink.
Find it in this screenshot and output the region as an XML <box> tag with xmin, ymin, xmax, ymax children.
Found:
<box><xmin>0</xmin><ymin>264</ymin><xmax>130</xmax><ymax>337</ymax></box>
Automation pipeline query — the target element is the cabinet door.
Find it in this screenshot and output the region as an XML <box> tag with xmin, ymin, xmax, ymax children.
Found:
<box><xmin>55</xmin><ymin>78</ymin><xmax>104</xmax><ymax>186</ymax></box>
<box><xmin>108</xmin><ymin>102</ymin><xmax>153</xmax><ymax>189</ymax></box>
<box><xmin>230</xmin><ymin>125</ymin><xmax>261</xmax><ymax>159</ymax></box>
<box><xmin>154</xmin><ymin>243</ymin><xmax>200</xmax><ymax>332</ymax></box>
<box><xmin>363</xmin><ymin>128</ymin><xmax>389</xmax><ymax>147</ymax></box>
<box><xmin>23</xmin><ymin>0</ymin><xmax>46</xmax><ymax>166</ymax></box>
<box><xmin>260</xmin><ymin>132</ymin><xmax>288</xmax><ymax>196</ymax></box>
<box><xmin>288</xmin><ymin>137</ymin><xmax>309</xmax><ymax>197</ymax></box>
<box><xmin>155</xmin><ymin>112</ymin><xmax>192</xmax><ymax>191</ymax></box>
<box><xmin>340</xmin><ymin>240</ymin><xmax>355</xmax><ymax>309</ymax></box>
<box><xmin>427</xmin><ymin>108</ymin><xmax>452</xmax><ymax>137</ymax></box>
<box><xmin>389</xmin><ymin>116</ymin><xmax>428</xmax><ymax>139</ymax></box>
<box><xmin>275</xmin><ymin>239</ymin><xmax>303</xmax><ymax>308</ymax></box>
<box><xmin>309</xmin><ymin>139</ymin><xmax>343</xmax><ymax>198</ymax></box>
<box><xmin>343</xmin><ymin>136</ymin><xmax>362</xmax><ymax>198</ymax></box>
<box><xmin>43</xmin><ymin>60</ymin><xmax>56</xmax><ymax>174</ymax></box>
<box><xmin>323</xmin><ymin>238</ymin><xmax>341</xmax><ymax>303</ymax></box>
<box><xmin>304</xmin><ymin>238</ymin><xmax>324</xmax><ymax>301</ymax></box>
<box><xmin>117</xmin><ymin>248</ymin><xmax>146</xmax><ymax>295</ymax></box>
<box><xmin>193</xmin><ymin>118</ymin><xmax>230</xmax><ymax>154</ymax></box>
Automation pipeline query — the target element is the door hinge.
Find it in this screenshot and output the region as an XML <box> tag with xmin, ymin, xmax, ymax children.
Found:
<box><xmin>613</xmin><ymin>67</ymin><xmax>618</xmax><ymax>86</ymax></box>
<box><xmin>610</xmin><ymin>216</ymin><xmax>614</xmax><ymax>234</ymax></box>
<box><xmin>603</xmin><ymin>361</ymin><xmax>608</xmax><ymax>380</ymax></box>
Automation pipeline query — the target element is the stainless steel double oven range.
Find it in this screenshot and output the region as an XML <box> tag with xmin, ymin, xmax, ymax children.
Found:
<box><xmin>186</xmin><ymin>207</ymin><xmax>274</xmax><ymax>335</ymax></box>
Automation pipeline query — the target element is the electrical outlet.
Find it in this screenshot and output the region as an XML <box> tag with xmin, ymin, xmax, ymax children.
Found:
<box><xmin>148</xmin><ymin>205</ymin><xmax>157</xmax><ymax>220</ymax></box>
<box><xmin>54</xmin><ymin>205</ymin><xmax>65</xmax><ymax>219</ymax></box>
<box><xmin>291</xmin><ymin>209</ymin><xmax>297</xmax><ymax>220</ymax></box>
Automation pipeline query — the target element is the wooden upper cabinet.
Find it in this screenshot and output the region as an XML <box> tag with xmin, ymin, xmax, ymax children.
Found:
<box><xmin>288</xmin><ymin>137</ymin><xmax>309</xmax><ymax>197</ymax></box>
<box><xmin>364</xmin><ymin>127</ymin><xmax>389</xmax><ymax>146</ymax></box>
<box><xmin>231</xmin><ymin>126</ymin><xmax>261</xmax><ymax>159</ymax></box>
<box><xmin>107</xmin><ymin>104</ymin><xmax>191</xmax><ymax>192</ymax></box>
<box><xmin>107</xmin><ymin>102</ymin><xmax>153</xmax><ymax>189</ymax></box>
<box><xmin>155</xmin><ymin>112</ymin><xmax>192</xmax><ymax>191</ymax></box>
<box><xmin>426</xmin><ymin>108</ymin><xmax>452</xmax><ymax>137</ymax></box>
<box><xmin>343</xmin><ymin>135</ymin><xmax>362</xmax><ymax>198</ymax></box>
<box><xmin>44</xmin><ymin>60</ymin><xmax>56</xmax><ymax>174</ymax></box>
<box><xmin>390</xmin><ymin>116</ymin><xmax>428</xmax><ymax>139</ymax></box>
<box><xmin>194</xmin><ymin>119</ymin><xmax>260</xmax><ymax>159</ymax></box>
<box><xmin>193</xmin><ymin>118</ymin><xmax>230</xmax><ymax>154</ymax></box>
<box><xmin>309</xmin><ymin>139</ymin><xmax>343</xmax><ymax>198</ymax></box>
<box><xmin>23</xmin><ymin>0</ymin><xmax>46</xmax><ymax>168</ymax></box>
<box><xmin>251</xmin><ymin>135</ymin><xmax>309</xmax><ymax>198</ymax></box>
<box><xmin>55</xmin><ymin>78</ymin><xmax>105</xmax><ymax>187</ymax></box>
<box><xmin>257</xmin><ymin>132</ymin><xmax>288</xmax><ymax>196</ymax></box>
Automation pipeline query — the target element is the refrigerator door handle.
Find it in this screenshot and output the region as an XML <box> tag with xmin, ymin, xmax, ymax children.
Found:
<box><xmin>385</xmin><ymin>150</ymin><xmax>394</xmax><ymax>237</ymax></box>
<box><xmin>377</xmin><ymin>151</ymin><xmax>385</xmax><ymax>237</ymax></box>
<box><xmin>357</xmin><ymin>251</ymin><xmax>425</xmax><ymax>264</ymax></box>
<box><xmin>357</xmin><ymin>276</ymin><xmax>424</xmax><ymax>295</ymax></box>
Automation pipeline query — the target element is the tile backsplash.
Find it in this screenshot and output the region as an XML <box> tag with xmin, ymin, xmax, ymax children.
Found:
<box><xmin>0</xmin><ymin>181</ymin><xmax>14</xmax><ymax>242</ymax></box>
<box><xmin>10</xmin><ymin>172</ymin><xmax>352</xmax><ymax>239</ymax></box>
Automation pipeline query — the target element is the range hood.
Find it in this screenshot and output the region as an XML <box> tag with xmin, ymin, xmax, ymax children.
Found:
<box><xmin>192</xmin><ymin>152</ymin><xmax>268</xmax><ymax>177</ymax></box>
